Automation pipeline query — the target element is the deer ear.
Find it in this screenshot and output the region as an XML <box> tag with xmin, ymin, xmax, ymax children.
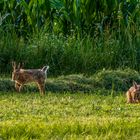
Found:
<box><xmin>12</xmin><ymin>61</ymin><xmax>16</xmax><ymax>70</ymax></box>
<box><xmin>133</xmin><ymin>81</ymin><xmax>138</xmax><ymax>89</ymax></box>
<box><xmin>17</xmin><ymin>63</ymin><xmax>21</xmax><ymax>69</ymax></box>
<box><xmin>21</xmin><ymin>62</ymin><xmax>24</xmax><ymax>68</ymax></box>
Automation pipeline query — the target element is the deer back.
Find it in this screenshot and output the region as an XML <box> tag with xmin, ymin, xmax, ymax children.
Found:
<box><xmin>13</xmin><ymin>69</ymin><xmax>46</xmax><ymax>84</ymax></box>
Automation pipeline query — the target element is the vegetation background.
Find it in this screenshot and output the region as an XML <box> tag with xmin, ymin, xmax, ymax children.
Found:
<box><xmin>0</xmin><ymin>0</ymin><xmax>140</xmax><ymax>76</ymax></box>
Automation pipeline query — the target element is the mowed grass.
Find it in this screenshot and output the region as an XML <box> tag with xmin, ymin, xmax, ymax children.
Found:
<box><xmin>0</xmin><ymin>91</ymin><xmax>140</xmax><ymax>140</ymax></box>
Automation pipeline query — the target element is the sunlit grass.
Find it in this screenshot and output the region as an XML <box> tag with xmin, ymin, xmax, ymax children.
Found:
<box><xmin>0</xmin><ymin>91</ymin><xmax>140</xmax><ymax>139</ymax></box>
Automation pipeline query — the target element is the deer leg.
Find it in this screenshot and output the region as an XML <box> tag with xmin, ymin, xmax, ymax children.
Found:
<box><xmin>135</xmin><ymin>93</ymin><xmax>140</xmax><ymax>103</ymax></box>
<box><xmin>19</xmin><ymin>84</ymin><xmax>23</xmax><ymax>92</ymax></box>
<box><xmin>138</xmin><ymin>99</ymin><xmax>140</xmax><ymax>103</ymax></box>
<box><xmin>126</xmin><ymin>91</ymin><xmax>132</xmax><ymax>103</ymax></box>
<box><xmin>137</xmin><ymin>94</ymin><xmax>140</xmax><ymax>103</ymax></box>
<box><xmin>15</xmin><ymin>82</ymin><xmax>20</xmax><ymax>92</ymax></box>
<box><xmin>37</xmin><ymin>82</ymin><xmax>45</xmax><ymax>96</ymax></box>
<box><xmin>40</xmin><ymin>83</ymin><xmax>45</xmax><ymax>95</ymax></box>
<box><xmin>131</xmin><ymin>93</ymin><xmax>137</xmax><ymax>103</ymax></box>
<box><xmin>41</xmin><ymin>83</ymin><xmax>45</xmax><ymax>95</ymax></box>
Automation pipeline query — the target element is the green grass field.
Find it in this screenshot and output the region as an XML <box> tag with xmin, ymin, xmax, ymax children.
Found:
<box><xmin>0</xmin><ymin>91</ymin><xmax>140</xmax><ymax>140</ymax></box>
<box><xmin>1</xmin><ymin>1</ymin><xmax>140</xmax><ymax>139</ymax></box>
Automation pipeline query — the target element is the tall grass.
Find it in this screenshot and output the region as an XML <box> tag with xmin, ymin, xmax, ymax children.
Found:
<box><xmin>1</xmin><ymin>26</ymin><xmax>140</xmax><ymax>75</ymax></box>
<box><xmin>1</xmin><ymin>1</ymin><xmax>140</xmax><ymax>75</ymax></box>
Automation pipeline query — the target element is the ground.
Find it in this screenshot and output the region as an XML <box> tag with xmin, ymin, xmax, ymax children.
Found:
<box><xmin>0</xmin><ymin>91</ymin><xmax>140</xmax><ymax>140</ymax></box>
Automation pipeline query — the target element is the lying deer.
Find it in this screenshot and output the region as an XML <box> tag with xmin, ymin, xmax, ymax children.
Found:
<box><xmin>126</xmin><ymin>81</ymin><xmax>140</xmax><ymax>103</ymax></box>
<box><xmin>12</xmin><ymin>62</ymin><xmax>49</xmax><ymax>95</ymax></box>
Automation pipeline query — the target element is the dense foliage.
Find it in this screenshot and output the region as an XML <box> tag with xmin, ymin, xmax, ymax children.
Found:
<box><xmin>1</xmin><ymin>0</ymin><xmax>139</xmax><ymax>36</ymax></box>
<box><xmin>0</xmin><ymin>0</ymin><xmax>140</xmax><ymax>75</ymax></box>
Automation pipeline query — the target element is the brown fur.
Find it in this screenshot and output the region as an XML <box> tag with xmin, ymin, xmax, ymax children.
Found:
<box><xmin>126</xmin><ymin>81</ymin><xmax>140</xmax><ymax>103</ymax></box>
<box><xmin>12</xmin><ymin>62</ymin><xmax>49</xmax><ymax>95</ymax></box>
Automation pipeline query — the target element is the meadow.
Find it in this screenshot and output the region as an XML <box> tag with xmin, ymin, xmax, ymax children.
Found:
<box><xmin>0</xmin><ymin>69</ymin><xmax>140</xmax><ymax>140</ymax></box>
<box><xmin>0</xmin><ymin>91</ymin><xmax>140</xmax><ymax>140</ymax></box>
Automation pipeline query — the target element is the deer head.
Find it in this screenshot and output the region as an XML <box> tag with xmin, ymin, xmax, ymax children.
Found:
<box><xmin>133</xmin><ymin>81</ymin><xmax>140</xmax><ymax>94</ymax></box>
<box><xmin>11</xmin><ymin>62</ymin><xmax>21</xmax><ymax>81</ymax></box>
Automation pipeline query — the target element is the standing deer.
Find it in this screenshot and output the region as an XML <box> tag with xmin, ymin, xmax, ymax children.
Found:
<box><xmin>126</xmin><ymin>81</ymin><xmax>140</xmax><ymax>103</ymax></box>
<box><xmin>12</xmin><ymin>62</ymin><xmax>49</xmax><ymax>95</ymax></box>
